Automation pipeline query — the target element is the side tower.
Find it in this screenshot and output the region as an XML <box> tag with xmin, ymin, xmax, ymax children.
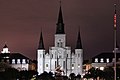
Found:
<box><xmin>1</xmin><ymin>44</ymin><xmax>10</xmax><ymax>61</ymax></box>
<box><xmin>37</xmin><ymin>32</ymin><xmax>45</xmax><ymax>75</ymax></box>
<box><xmin>75</xmin><ymin>29</ymin><xmax>83</xmax><ymax>75</ymax></box>
<box><xmin>1</xmin><ymin>44</ymin><xmax>10</xmax><ymax>53</ymax></box>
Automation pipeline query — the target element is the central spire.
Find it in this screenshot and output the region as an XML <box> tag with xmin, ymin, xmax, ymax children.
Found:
<box><xmin>56</xmin><ymin>1</ymin><xmax>65</xmax><ymax>34</ymax></box>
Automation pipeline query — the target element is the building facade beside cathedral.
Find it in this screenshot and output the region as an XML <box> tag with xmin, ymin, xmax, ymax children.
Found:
<box><xmin>0</xmin><ymin>44</ymin><xmax>30</xmax><ymax>71</ymax></box>
<box><xmin>37</xmin><ymin>5</ymin><xmax>83</xmax><ymax>76</ymax></box>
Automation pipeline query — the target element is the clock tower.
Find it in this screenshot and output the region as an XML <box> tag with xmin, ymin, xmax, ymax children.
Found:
<box><xmin>55</xmin><ymin>4</ymin><xmax>66</xmax><ymax>48</ymax></box>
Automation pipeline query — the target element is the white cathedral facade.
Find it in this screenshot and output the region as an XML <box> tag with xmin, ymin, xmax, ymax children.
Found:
<box><xmin>37</xmin><ymin>5</ymin><xmax>83</xmax><ymax>76</ymax></box>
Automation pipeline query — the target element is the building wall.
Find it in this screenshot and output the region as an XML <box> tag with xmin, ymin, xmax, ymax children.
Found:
<box><xmin>37</xmin><ymin>46</ymin><xmax>83</xmax><ymax>76</ymax></box>
<box><xmin>37</xmin><ymin>50</ymin><xmax>45</xmax><ymax>75</ymax></box>
<box><xmin>11</xmin><ymin>64</ymin><xmax>29</xmax><ymax>71</ymax></box>
<box><xmin>92</xmin><ymin>63</ymin><xmax>107</xmax><ymax>70</ymax></box>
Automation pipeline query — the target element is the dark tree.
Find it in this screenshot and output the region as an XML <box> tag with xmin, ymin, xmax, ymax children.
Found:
<box><xmin>103</xmin><ymin>67</ymin><xmax>114</xmax><ymax>80</ymax></box>
<box><xmin>83</xmin><ymin>73</ymin><xmax>91</xmax><ymax>80</ymax></box>
<box><xmin>69</xmin><ymin>73</ymin><xmax>75</xmax><ymax>80</ymax></box>
<box><xmin>37</xmin><ymin>71</ymin><xmax>55</xmax><ymax>80</ymax></box>
<box><xmin>84</xmin><ymin>67</ymin><xmax>105</xmax><ymax>80</ymax></box>
<box><xmin>0</xmin><ymin>67</ymin><xmax>19</xmax><ymax>80</ymax></box>
<box><xmin>76</xmin><ymin>74</ymin><xmax>81</xmax><ymax>80</ymax></box>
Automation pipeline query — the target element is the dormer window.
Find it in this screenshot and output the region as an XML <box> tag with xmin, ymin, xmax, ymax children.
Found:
<box><xmin>17</xmin><ymin>59</ymin><xmax>21</xmax><ymax>64</ymax></box>
<box><xmin>100</xmin><ymin>58</ymin><xmax>104</xmax><ymax>63</ymax></box>
<box><xmin>12</xmin><ymin>59</ymin><xmax>15</xmax><ymax>64</ymax></box>
<box><xmin>106</xmin><ymin>58</ymin><xmax>109</xmax><ymax>63</ymax></box>
<box><xmin>22</xmin><ymin>59</ymin><xmax>26</xmax><ymax>64</ymax></box>
<box><xmin>95</xmin><ymin>58</ymin><xmax>98</xmax><ymax>63</ymax></box>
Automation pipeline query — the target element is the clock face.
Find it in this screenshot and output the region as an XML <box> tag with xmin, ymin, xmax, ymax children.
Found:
<box><xmin>57</xmin><ymin>48</ymin><xmax>63</xmax><ymax>54</ymax></box>
<box><xmin>55</xmin><ymin>48</ymin><xmax>66</xmax><ymax>58</ymax></box>
<box><xmin>56</xmin><ymin>48</ymin><xmax>65</xmax><ymax>54</ymax></box>
<box><xmin>58</xmin><ymin>39</ymin><xmax>62</xmax><ymax>42</ymax></box>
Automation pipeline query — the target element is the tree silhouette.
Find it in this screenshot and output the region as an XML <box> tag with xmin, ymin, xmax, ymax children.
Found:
<box><xmin>37</xmin><ymin>71</ymin><xmax>55</xmax><ymax>80</ymax></box>
<box><xmin>0</xmin><ymin>67</ymin><xmax>19</xmax><ymax>80</ymax></box>
<box><xmin>104</xmin><ymin>67</ymin><xmax>114</xmax><ymax>80</ymax></box>
<box><xmin>76</xmin><ymin>74</ymin><xmax>81</xmax><ymax>80</ymax></box>
<box><xmin>69</xmin><ymin>73</ymin><xmax>75</xmax><ymax>80</ymax></box>
<box><xmin>84</xmin><ymin>67</ymin><xmax>105</xmax><ymax>80</ymax></box>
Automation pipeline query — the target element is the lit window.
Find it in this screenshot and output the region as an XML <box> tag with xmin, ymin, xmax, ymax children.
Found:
<box><xmin>100</xmin><ymin>58</ymin><xmax>104</xmax><ymax>63</ymax></box>
<box><xmin>12</xmin><ymin>59</ymin><xmax>15</xmax><ymax>64</ymax></box>
<box><xmin>4</xmin><ymin>56</ymin><xmax>9</xmax><ymax>58</ymax></box>
<box><xmin>22</xmin><ymin>59</ymin><xmax>26</xmax><ymax>64</ymax></box>
<box><xmin>95</xmin><ymin>67</ymin><xmax>98</xmax><ymax>69</ymax></box>
<box><xmin>72</xmin><ymin>64</ymin><xmax>74</xmax><ymax>69</ymax></box>
<box><xmin>106</xmin><ymin>58</ymin><xmax>109</xmax><ymax>63</ymax></box>
<box><xmin>95</xmin><ymin>58</ymin><xmax>98</xmax><ymax>62</ymax></box>
<box><xmin>100</xmin><ymin>67</ymin><xmax>104</xmax><ymax>70</ymax></box>
<box><xmin>17</xmin><ymin>59</ymin><xmax>21</xmax><ymax>64</ymax></box>
<box><xmin>78</xmin><ymin>64</ymin><xmax>80</xmax><ymax>68</ymax></box>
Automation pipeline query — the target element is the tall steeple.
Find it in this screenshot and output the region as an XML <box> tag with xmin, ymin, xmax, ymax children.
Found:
<box><xmin>38</xmin><ymin>32</ymin><xmax>45</xmax><ymax>49</ymax></box>
<box><xmin>56</xmin><ymin>1</ymin><xmax>65</xmax><ymax>34</ymax></box>
<box><xmin>76</xmin><ymin>29</ymin><xmax>82</xmax><ymax>49</ymax></box>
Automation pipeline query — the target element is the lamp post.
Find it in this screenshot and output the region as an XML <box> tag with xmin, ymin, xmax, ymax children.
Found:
<box><xmin>113</xmin><ymin>4</ymin><xmax>117</xmax><ymax>80</ymax></box>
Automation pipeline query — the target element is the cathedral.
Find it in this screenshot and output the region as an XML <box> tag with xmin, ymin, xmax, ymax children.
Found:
<box><xmin>37</xmin><ymin>4</ymin><xmax>83</xmax><ymax>76</ymax></box>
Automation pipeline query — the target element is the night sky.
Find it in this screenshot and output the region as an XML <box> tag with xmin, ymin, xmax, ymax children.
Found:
<box><xmin>0</xmin><ymin>0</ymin><xmax>120</xmax><ymax>60</ymax></box>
